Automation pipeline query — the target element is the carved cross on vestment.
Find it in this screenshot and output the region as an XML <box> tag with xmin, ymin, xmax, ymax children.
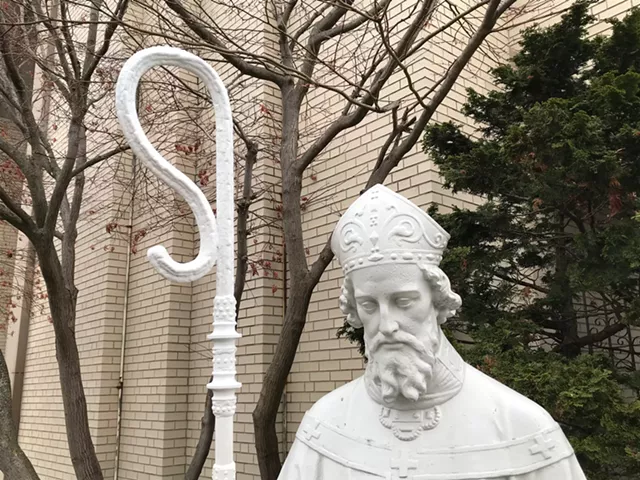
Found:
<box><xmin>529</xmin><ymin>434</ymin><xmax>556</xmax><ymax>460</ymax></box>
<box><xmin>389</xmin><ymin>449</ymin><xmax>419</xmax><ymax>480</ymax></box>
<box><xmin>302</xmin><ymin>420</ymin><xmax>322</xmax><ymax>441</ymax></box>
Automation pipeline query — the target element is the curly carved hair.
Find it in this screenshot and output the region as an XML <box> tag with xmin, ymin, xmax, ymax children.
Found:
<box><xmin>339</xmin><ymin>264</ymin><xmax>462</xmax><ymax>328</ymax></box>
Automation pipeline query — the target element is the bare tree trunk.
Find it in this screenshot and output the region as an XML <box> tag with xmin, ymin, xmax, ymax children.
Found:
<box><xmin>234</xmin><ymin>135</ymin><xmax>258</xmax><ymax>320</ymax></box>
<box><xmin>254</xmin><ymin>94</ymin><xmax>310</xmax><ymax>480</ymax></box>
<box><xmin>253</xmin><ymin>284</ymin><xmax>314</xmax><ymax>480</ymax></box>
<box><xmin>555</xmin><ymin>215</ymin><xmax>580</xmax><ymax>357</ymax></box>
<box><xmin>185</xmin><ymin>378</ymin><xmax>215</xmax><ymax>480</ymax></box>
<box><xmin>0</xmin><ymin>349</ymin><xmax>40</xmax><ymax>480</ymax></box>
<box><xmin>37</xmin><ymin>246</ymin><xmax>103</xmax><ymax>480</ymax></box>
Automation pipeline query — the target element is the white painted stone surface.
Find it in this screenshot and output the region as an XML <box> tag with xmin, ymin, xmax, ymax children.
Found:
<box><xmin>116</xmin><ymin>46</ymin><xmax>241</xmax><ymax>480</ymax></box>
<box><xmin>279</xmin><ymin>185</ymin><xmax>587</xmax><ymax>480</ymax></box>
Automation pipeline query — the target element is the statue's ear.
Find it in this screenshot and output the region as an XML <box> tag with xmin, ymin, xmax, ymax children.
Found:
<box><xmin>346</xmin><ymin>313</ymin><xmax>363</xmax><ymax>329</ymax></box>
<box><xmin>339</xmin><ymin>284</ymin><xmax>362</xmax><ymax>328</ymax></box>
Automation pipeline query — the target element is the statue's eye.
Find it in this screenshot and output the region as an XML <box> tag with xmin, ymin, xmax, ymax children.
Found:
<box><xmin>359</xmin><ymin>301</ymin><xmax>378</xmax><ymax>313</ymax></box>
<box><xmin>396</xmin><ymin>297</ymin><xmax>415</xmax><ymax>309</ymax></box>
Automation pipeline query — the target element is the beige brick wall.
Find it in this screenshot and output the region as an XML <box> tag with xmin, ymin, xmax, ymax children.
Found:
<box><xmin>7</xmin><ymin>1</ymin><xmax>640</xmax><ymax>480</ymax></box>
<box><xmin>590</xmin><ymin>0</ymin><xmax>640</xmax><ymax>35</ymax></box>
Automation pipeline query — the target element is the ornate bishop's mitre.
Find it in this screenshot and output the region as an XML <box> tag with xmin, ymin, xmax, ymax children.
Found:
<box><xmin>331</xmin><ymin>184</ymin><xmax>450</xmax><ymax>274</ymax></box>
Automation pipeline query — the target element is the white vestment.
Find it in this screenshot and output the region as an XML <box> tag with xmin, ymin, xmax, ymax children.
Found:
<box><xmin>279</xmin><ymin>337</ymin><xmax>587</xmax><ymax>480</ymax></box>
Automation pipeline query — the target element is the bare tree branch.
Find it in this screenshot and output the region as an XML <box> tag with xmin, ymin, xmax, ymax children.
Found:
<box><xmin>0</xmin><ymin>60</ymin><xmax>48</xmax><ymax>225</ymax></box>
<box><xmin>71</xmin><ymin>144</ymin><xmax>131</xmax><ymax>177</ymax></box>
<box><xmin>368</xmin><ymin>0</ymin><xmax>516</xmax><ymax>186</ymax></box>
<box><xmin>59</xmin><ymin>0</ymin><xmax>82</xmax><ymax>80</ymax></box>
<box><xmin>296</xmin><ymin>0</ymin><xmax>438</xmax><ymax>172</ymax></box>
<box><xmin>0</xmin><ymin>350</ymin><xmax>41</xmax><ymax>480</ymax></box>
<box><xmin>185</xmin><ymin>379</ymin><xmax>215</xmax><ymax>480</ymax></box>
<box><xmin>0</xmin><ymin>202</ymin><xmax>30</xmax><ymax>236</ymax></box>
<box><xmin>30</xmin><ymin>0</ymin><xmax>75</xmax><ymax>90</ymax></box>
<box><xmin>321</xmin><ymin>0</ymin><xmax>391</xmax><ymax>40</ymax></box>
<box><xmin>289</xmin><ymin>3</ymin><xmax>331</xmax><ymax>51</ymax></box>
<box><xmin>0</xmin><ymin>185</ymin><xmax>36</xmax><ymax>233</ymax></box>
<box><xmin>165</xmin><ymin>0</ymin><xmax>286</xmax><ymax>85</ymax></box>
<box><xmin>82</xmin><ymin>0</ymin><xmax>130</xmax><ymax>83</ymax></box>
<box><xmin>281</xmin><ymin>0</ymin><xmax>298</xmax><ymax>28</ymax></box>
<box><xmin>556</xmin><ymin>323</ymin><xmax>628</xmax><ymax>351</ymax></box>
<box><xmin>0</xmin><ymin>3</ymin><xmax>61</xmax><ymax>182</ymax></box>
<box><xmin>296</xmin><ymin>0</ymin><xmax>363</xmax><ymax>98</ymax></box>
<box><xmin>82</xmin><ymin>0</ymin><xmax>104</xmax><ymax>73</ymax></box>
<box><xmin>493</xmin><ymin>271</ymin><xmax>550</xmax><ymax>295</ymax></box>
<box><xmin>44</xmin><ymin>119</ymin><xmax>81</xmax><ymax>237</ymax></box>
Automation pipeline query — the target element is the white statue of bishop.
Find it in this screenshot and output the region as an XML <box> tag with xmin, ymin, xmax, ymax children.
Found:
<box><xmin>279</xmin><ymin>184</ymin><xmax>587</xmax><ymax>480</ymax></box>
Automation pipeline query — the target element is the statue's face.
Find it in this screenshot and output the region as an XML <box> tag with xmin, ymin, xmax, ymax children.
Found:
<box><xmin>350</xmin><ymin>263</ymin><xmax>439</xmax><ymax>405</ymax></box>
<box><xmin>350</xmin><ymin>263</ymin><xmax>437</xmax><ymax>349</ymax></box>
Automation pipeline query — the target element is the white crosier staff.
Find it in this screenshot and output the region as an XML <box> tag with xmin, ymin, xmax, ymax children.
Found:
<box><xmin>115</xmin><ymin>47</ymin><xmax>241</xmax><ymax>480</ymax></box>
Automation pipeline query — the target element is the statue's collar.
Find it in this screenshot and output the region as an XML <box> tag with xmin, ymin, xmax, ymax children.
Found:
<box><xmin>364</xmin><ymin>330</ymin><xmax>465</xmax><ymax>411</ymax></box>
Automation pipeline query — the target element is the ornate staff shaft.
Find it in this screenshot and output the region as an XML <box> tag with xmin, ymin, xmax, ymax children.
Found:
<box><xmin>116</xmin><ymin>46</ymin><xmax>241</xmax><ymax>480</ymax></box>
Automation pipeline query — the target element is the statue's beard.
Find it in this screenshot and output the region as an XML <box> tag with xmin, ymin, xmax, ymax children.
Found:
<box><xmin>365</xmin><ymin>330</ymin><xmax>438</xmax><ymax>406</ymax></box>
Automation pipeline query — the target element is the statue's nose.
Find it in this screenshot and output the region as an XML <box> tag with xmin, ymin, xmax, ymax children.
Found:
<box><xmin>379</xmin><ymin>305</ymin><xmax>399</xmax><ymax>336</ymax></box>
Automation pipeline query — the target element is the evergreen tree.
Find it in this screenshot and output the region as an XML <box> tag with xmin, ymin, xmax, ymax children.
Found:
<box><xmin>423</xmin><ymin>3</ymin><xmax>640</xmax><ymax>477</ymax></box>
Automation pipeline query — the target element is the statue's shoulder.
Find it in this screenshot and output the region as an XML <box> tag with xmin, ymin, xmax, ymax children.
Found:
<box><xmin>462</xmin><ymin>364</ymin><xmax>557</xmax><ymax>433</ymax></box>
<box><xmin>307</xmin><ymin>376</ymin><xmax>363</xmax><ymax>424</ymax></box>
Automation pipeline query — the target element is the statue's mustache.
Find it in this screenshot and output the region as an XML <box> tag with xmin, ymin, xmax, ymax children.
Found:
<box><xmin>368</xmin><ymin>330</ymin><xmax>427</xmax><ymax>355</ymax></box>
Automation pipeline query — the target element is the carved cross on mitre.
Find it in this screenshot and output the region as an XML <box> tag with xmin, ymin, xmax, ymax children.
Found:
<box><xmin>389</xmin><ymin>449</ymin><xmax>419</xmax><ymax>480</ymax></box>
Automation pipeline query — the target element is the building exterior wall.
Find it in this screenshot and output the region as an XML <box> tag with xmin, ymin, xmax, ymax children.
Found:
<box><xmin>2</xmin><ymin>1</ymin><xmax>639</xmax><ymax>480</ymax></box>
